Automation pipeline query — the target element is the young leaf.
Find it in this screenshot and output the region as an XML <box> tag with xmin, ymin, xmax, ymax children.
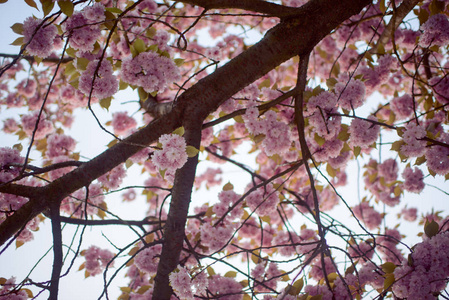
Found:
<box><xmin>186</xmin><ymin>145</ymin><xmax>199</xmax><ymax>157</ymax></box>
<box><xmin>58</xmin><ymin>0</ymin><xmax>74</xmax><ymax>16</ymax></box>
<box><xmin>11</xmin><ymin>23</ymin><xmax>23</xmax><ymax>35</ymax></box>
<box><xmin>25</xmin><ymin>0</ymin><xmax>39</xmax><ymax>10</ymax></box>
<box><xmin>173</xmin><ymin>126</ymin><xmax>185</xmax><ymax>136</ymax></box>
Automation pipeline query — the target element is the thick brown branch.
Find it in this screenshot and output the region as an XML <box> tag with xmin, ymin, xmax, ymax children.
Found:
<box><xmin>177</xmin><ymin>0</ymin><xmax>302</xmax><ymax>18</ymax></box>
<box><xmin>153</xmin><ymin>122</ymin><xmax>202</xmax><ymax>300</ymax></box>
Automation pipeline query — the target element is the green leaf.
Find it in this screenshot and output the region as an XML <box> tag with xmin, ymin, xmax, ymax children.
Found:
<box><xmin>186</xmin><ymin>145</ymin><xmax>199</xmax><ymax>157</ymax></box>
<box><xmin>58</xmin><ymin>0</ymin><xmax>74</xmax><ymax>16</ymax></box>
<box><xmin>224</xmin><ymin>271</ymin><xmax>237</xmax><ymax>278</ymax></box>
<box><xmin>13</xmin><ymin>143</ymin><xmax>23</xmax><ymax>152</ymax></box>
<box><xmin>393</xmin><ymin>185</ymin><xmax>402</xmax><ymax>197</ymax></box>
<box><xmin>326</xmin><ymin>163</ymin><xmax>337</xmax><ymax>177</ymax></box>
<box><xmin>206</xmin><ymin>267</ymin><xmax>216</xmax><ymax>276</ymax></box>
<box><xmin>40</xmin><ymin>0</ymin><xmax>55</xmax><ymax>16</ymax></box>
<box><xmin>100</xmin><ymin>97</ymin><xmax>112</xmax><ymax>110</ymax></box>
<box><xmin>258</xmin><ymin>79</ymin><xmax>271</xmax><ymax>89</ymax></box>
<box><xmin>353</xmin><ymin>146</ymin><xmax>361</xmax><ymax>157</ymax></box>
<box><xmin>25</xmin><ymin>0</ymin><xmax>39</xmax><ymax>10</ymax></box>
<box><xmin>222</xmin><ymin>182</ymin><xmax>234</xmax><ymax>191</ymax></box>
<box><xmin>11</xmin><ymin>23</ymin><xmax>23</xmax><ymax>35</ymax></box>
<box><xmin>76</xmin><ymin>57</ymin><xmax>90</xmax><ymax>71</ymax></box>
<box><xmin>125</xmin><ymin>159</ymin><xmax>133</xmax><ymax>169</ymax></box>
<box><xmin>174</xmin><ymin>58</ymin><xmax>184</xmax><ymax>67</ymax></box>
<box><xmin>10</xmin><ymin>37</ymin><xmax>24</xmax><ymax>46</ymax></box>
<box><xmin>173</xmin><ymin>127</ymin><xmax>185</xmax><ymax>136</ymax></box>
<box><xmin>379</xmin><ymin>0</ymin><xmax>387</xmax><ymax>14</ymax></box>
<box><xmin>424</xmin><ymin>219</ymin><xmax>439</xmax><ymax>238</ymax></box>
<box><xmin>146</xmin><ymin>27</ymin><xmax>157</xmax><ymax>38</ymax></box>
<box><xmin>133</xmin><ymin>38</ymin><xmax>146</xmax><ymax>54</ymax></box>
<box><xmin>292</xmin><ymin>278</ymin><xmax>304</xmax><ymax>294</ymax></box>
<box><xmin>119</xmin><ymin>80</ymin><xmax>128</xmax><ymax>90</ymax></box>
<box><xmin>326</xmin><ymin>77</ymin><xmax>338</xmax><ymax>89</ymax></box>
<box><xmin>314</xmin><ymin>133</ymin><xmax>325</xmax><ymax>146</ymax></box>
<box><xmin>138</xmin><ymin>87</ymin><xmax>149</xmax><ymax>101</ymax></box>
<box><xmin>381</xmin><ymin>262</ymin><xmax>396</xmax><ymax>274</ymax></box>
<box><xmin>383</xmin><ymin>273</ymin><xmax>395</xmax><ymax>290</ymax></box>
<box><xmin>105</xmin><ymin>7</ymin><xmax>122</xmax><ymax>14</ymax></box>
<box><xmin>0</xmin><ymin>0</ymin><xmax>9</xmax><ymax>3</ymax></box>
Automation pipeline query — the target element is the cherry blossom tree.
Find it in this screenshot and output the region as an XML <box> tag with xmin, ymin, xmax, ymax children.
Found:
<box><xmin>1</xmin><ymin>0</ymin><xmax>449</xmax><ymax>299</ymax></box>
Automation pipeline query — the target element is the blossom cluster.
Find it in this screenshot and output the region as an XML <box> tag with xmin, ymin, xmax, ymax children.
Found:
<box><xmin>62</xmin><ymin>12</ymin><xmax>101</xmax><ymax>52</ymax></box>
<box><xmin>79</xmin><ymin>59</ymin><xmax>118</xmax><ymax>100</ymax></box>
<box><xmin>305</xmin><ymin>91</ymin><xmax>341</xmax><ymax>139</ymax></box>
<box><xmin>0</xmin><ymin>147</ymin><xmax>24</xmax><ymax>183</ymax></box>
<box><xmin>426</xmin><ymin>133</ymin><xmax>449</xmax><ymax>175</ymax></box>
<box><xmin>401</xmin><ymin>122</ymin><xmax>427</xmax><ymax>157</ymax></box>
<box><xmin>392</xmin><ymin>231</ymin><xmax>449</xmax><ymax>299</ymax></box>
<box><xmin>82</xmin><ymin>245</ymin><xmax>115</xmax><ymax>277</ymax></box>
<box><xmin>134</xmin><ymin>244</ymin><xmax>162</xmax><ymax>275</ymax></box>
<box><xmin>169</xmin><ymin>266</ymin><xmax>208</xmax><ymax>300</ymax></box>
<box><xmin>245</xmin><ymin>184</ymin><xmax>280</xmax><ymax>217</ymax></box>
<box><xmin>121</xmin><ymin>51</ymin><xmax>181</xmax><ymax>93</ymax></box>
<box><xmin>419</xmin><ymin>14</ymin><xmax>449</xmax><ymax>47</ymax></box>
<box><xmin>243</xmin><ymin>107</ymin><xmax>291</xmax><ymax>156</ymax></box>
<box><xmin>23</xmin><ymin>17</ymin><xmax>58</xmax><ymax>58</ymax></box>
<box><xmin>151</xmin><ymin>133</ymin><xmax>188</xmax><ymax>174</ymax></box>
<box><xmin>348</xmin><ymin>116</ymin><xmax>380</xmax><ymax>148</ymax></box>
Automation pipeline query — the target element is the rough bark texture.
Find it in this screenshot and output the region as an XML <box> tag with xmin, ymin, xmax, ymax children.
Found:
<box><xmin>0</xmin><ymin>0</ymin><xmax>373</xmax><ymax>298</ymax></box>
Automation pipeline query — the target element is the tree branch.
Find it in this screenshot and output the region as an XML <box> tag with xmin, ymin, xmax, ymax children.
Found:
<box><xmin>177</xmin><ymin>0</ymin><xmax>302</xmax><ymax>18</ymax></box>
<box><xmin>372</xmin><ymin>0</ymin><xmax>420</xmax><ymax>52</ymax></box>
<box><xmin>153</xmin><ymin>122</ymin><xmax>203</xmax><ymax>300</ymax></box>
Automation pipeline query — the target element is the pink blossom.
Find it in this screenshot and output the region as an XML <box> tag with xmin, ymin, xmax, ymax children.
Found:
<box><xmin>425</xmin><ymin>133</ymin><xmax>449</xmax><ymax>175</ymax></box>
<box><xmin>21</xmin><ymin>112</ymin><xmax>54</xmax><ymax>139</ymax></box>
<box><xmin>111</xmin><ymin>112</ymin><xmax>137</xmax><ymax>136</ymax></box>
<box><xmin>194</xmin><ymin>168</ymin><xmax>222</xmax><ymax>189</ymax></box>
<box><xmin>98</xmin><ymin>164</ymin><xmax>126</xmax><ymax>190</ymax></box>
<box><xmin>335</xmin><ymin>78</ymin><xmax>366</xmax><ymax>110</ymax></box>
<box><xmin>401</xmin><ymin>122</ymin><xmax>427</xmax><ymax>157</ymax></box>
<box><xmin>83</xmin><ymin>3</ymin><xmax>105</xmax><ymax>22</ymax></box>
<box><xmin>378</xmin><ymin>158</ymin><xmax>398</xmax><ymax>183</ymax></box>
<box><xmin>246</xmin><ymin>184</ymin><xmax>279</xmax><ymax>216</ymax></box>
<box><xmin>62</xmin><ymin>12</ymin><xmax>101</xmax><ymax>52</ymax></box>
<box><xmin>0</xmin><ymin>147</ymin><xmax>24</xmax><ymax>183</ymax></box>
<box><xmin>0</xmin><ymin>277</ymin><xmax>28</xmax><ymax>300</ymax></box>
<box><xmin>419</xmin><ymin>14</ymin><xmax>449</xmax><ymax>47</ymax></box>
<box><xmin>429</xmin><ymin>76</ymin><xmax>449</xmax><ymax>104</ymax></box>
<box><xmin>48</xmin><ymin>156</ymin><xmax>76</xmax><ymax>181</ymax></box>
<box><xmin>83</xmin><ymin>245</ymin><xmax>115</xmax><ymax>276</ymax></box>
<box><xmin>121</xmin><ymin>51</ymin><xmax>181</xmax><ymax>93</ymax></box>
<box><xmin>401</xmin><ymin>207</ymin><xmax>418</xmax><ymax>222</ymax></box>
<box><xmin>352</xmin><ymin>202</ymin><xmax>382</xmax><ymax>230</ymax></box>
<box><xmin>402</xmin><ymin>167</ymin><xmax>425</xmax><ymax>193</ymax></box>
<box><xmin>169</xmin><ymin>266</ymin><xmax>208</xmax><ymax>299</ymax></box>
<box><xmin>349</xmin><ymin>116</ymin><xmax>380</xmax><ymax>148</ymax></box>
<box><xmin>23</xmin><ymin>17</ymin><xmax>57</xmax><ymax>58</ymax></box>
<box><xmin>79</xmin><ymin>59</ymin><xmax>118</xmax><ymax>100</ymax></box>
<box><xmin>45</xmin><ymin>134</ymin><xmax>76</xmax><ymax>158</ymax></box>
<box><xmin>134</xmin><ymin>245</ymin><xmax>161</xmax><ymax>274</ymax></box>
<box><xmin>390</xmin><ymin>94</ymin><xmax>414</xmax><ymax>120</ymax></box>
<box><xmin>208</xmin><ymin>275</ymin><xmax>242</xmax><ymax>300</ymax></box>
<box><xmin>2</xmin><ymin>118</ymin><xmax>18</xmax><ymax>134</ymax></box>
<box><xmin>151</xmin><ymin>134</ymin><xmax>188</xmax><ymax>173</ymax></box>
